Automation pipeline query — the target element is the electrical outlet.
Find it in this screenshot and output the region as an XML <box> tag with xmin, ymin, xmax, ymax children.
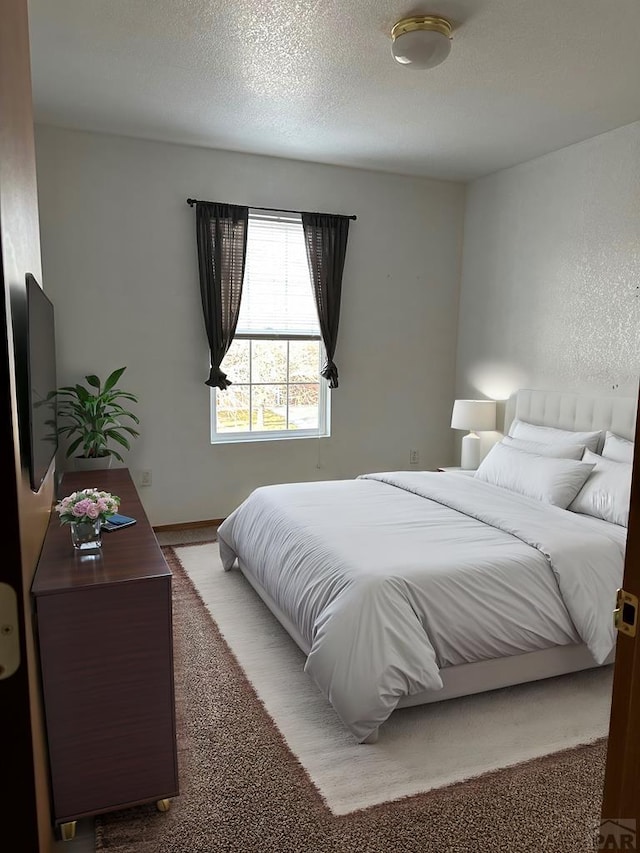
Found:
<box><xmin>139</xmin><ymin>470</ymin><xmax>152</xmax><ymax>487</ymax></box>
<box><xmin>409</xmin><ymin>449</ymin><xmax>419</xmax><ymax>465</ymax></box>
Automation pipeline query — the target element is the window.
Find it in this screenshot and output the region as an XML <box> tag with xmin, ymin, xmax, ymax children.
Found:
<box><xmin>211</xmin><ymin>212</ymin><xmax>330</xmax><ymax>443</ymax></box>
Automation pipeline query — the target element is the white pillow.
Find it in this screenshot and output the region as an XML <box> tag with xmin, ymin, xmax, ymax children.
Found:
<box><xmin>474</xmin><ymin>443</ymin><xmax>595</xmax><ymax>508</ymax></box>
<box><xmin>508</xmin><ymin>418</ymin><xmax>603</xmax><ymax>453</ymax></box>
<box><xmin>568</xmin><ymin>449</ymin><xmax>632</xmax><ymax>527</ymax></box>
<box><xmin>501</xmin><ymin>436</ymin><xmax>585</xmax><ymax>460</ymax></box>
<box><xmin>602</xmin><ymin>431</ymin><xmax>634</xmax><ymax>464</ymax></box>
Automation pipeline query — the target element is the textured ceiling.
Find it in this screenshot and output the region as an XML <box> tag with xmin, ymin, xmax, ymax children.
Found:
<box><xmin>28</xmin><ymin>0</ymin><xmax>640</xmax><ymax>180</ymax></box>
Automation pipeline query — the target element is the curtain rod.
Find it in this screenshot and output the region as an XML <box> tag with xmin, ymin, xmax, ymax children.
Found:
<box><xmin>186</xmin><ymin>198</ymin><xmax>356</xmax><ymax>221</ymax></box>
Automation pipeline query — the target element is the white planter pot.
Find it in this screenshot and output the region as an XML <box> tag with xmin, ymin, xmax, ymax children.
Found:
<box><xmin>73</xmin><ymin>455</ymin><xmax>114</xmax><ymax>472</ymax></box>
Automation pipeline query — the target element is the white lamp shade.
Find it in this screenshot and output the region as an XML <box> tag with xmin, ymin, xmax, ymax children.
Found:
<box><xmin>451</xmin><ymin>399</ymin><xmax>496</xmax><ymax>432</ymax></box>
<box><xmin>391</xmin><ymin>29</ymin><xmax>452</xmax><ymax>69</ymax></box>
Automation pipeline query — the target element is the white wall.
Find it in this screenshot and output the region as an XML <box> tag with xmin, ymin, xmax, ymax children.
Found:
<box><xmin>456</xmin><ymin>121</ymin><xmax>640</xmax><ymax>431</ymax></box>
<box><xmin>35</xmin><ymin>126</ymin><xmax>465</xmax><ymax>524</ymax></box>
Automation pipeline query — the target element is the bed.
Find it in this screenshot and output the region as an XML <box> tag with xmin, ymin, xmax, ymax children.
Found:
<box><xmin>217</xmin><ymin>389</ymin><xmax>636</xmax><ymax>743</ymax></box>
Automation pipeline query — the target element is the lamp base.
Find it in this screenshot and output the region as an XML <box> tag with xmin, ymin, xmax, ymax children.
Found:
<box><xmin>460</xmin><ymin>432</ymin><xmax>481</xmax><ymax>470</ymax></box>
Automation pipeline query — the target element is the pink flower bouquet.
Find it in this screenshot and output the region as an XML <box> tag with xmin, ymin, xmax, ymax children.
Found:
<box><xmin>55</xmin><ymin>489</ymin><xmax>120</xmax><ymax>525</ymax></box>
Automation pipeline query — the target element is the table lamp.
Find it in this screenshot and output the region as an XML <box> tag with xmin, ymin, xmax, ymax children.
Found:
<box><xmin>451</xmin><ymin>399</ymin><xmax>497</xmax><ymax>469</ymax></box>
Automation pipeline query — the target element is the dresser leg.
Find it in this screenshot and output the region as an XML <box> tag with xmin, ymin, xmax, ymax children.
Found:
<box><xmin>156</xmin><ymin>799</ymin><xmax>171</xmax><ymax>812</ymax></box>
<box><xmin>59</xmin><ymin>821</ymin><xmax>77</xmax><ymax>841</ymax></box>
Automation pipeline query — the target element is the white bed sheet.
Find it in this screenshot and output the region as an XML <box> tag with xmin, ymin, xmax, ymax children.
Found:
<box><xmin>218</xmin><ymin>471</ymin><xmax>625</xmax><ymax>741</ymax></box>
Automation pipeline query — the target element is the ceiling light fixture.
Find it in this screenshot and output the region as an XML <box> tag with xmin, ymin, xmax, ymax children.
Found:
<box><xmin>390</xmin><ymin>15</ymin><xmax>453</xmax><ymax>70</ymax></box>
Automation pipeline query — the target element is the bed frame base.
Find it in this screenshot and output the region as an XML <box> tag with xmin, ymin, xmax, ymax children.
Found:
<box><xmin>398</xmin><ymin>643</ymin><xmax>612</xmax><ymax>709</ymax></box>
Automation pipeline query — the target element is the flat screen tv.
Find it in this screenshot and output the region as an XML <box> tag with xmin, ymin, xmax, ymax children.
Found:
<box><xmin>25</xmin><ymin>273</ymin><xmax>58</xmax><ymax>492</ymax></box>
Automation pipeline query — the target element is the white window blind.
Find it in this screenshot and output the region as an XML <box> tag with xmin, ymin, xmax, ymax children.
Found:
<box><xmin>236</xmin><ymin>212</ymin><xmax>320</xmax><ymax>337</ymax></box>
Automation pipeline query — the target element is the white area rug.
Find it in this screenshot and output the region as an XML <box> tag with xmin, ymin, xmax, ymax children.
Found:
<box><xmin>175</xmin><ymin>541</ymin><xmax>613</xmax><ymax>816</ymax></box>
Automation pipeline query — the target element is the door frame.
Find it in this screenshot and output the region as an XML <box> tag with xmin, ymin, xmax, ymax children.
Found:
<box><xmin>600</xmin><ymin>386</ymin><xmax>640</xmax><ymax>843</ymax></box>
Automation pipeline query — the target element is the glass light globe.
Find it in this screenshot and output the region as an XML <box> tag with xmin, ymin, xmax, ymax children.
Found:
<box><xmin>391</xmin><ymin>29</ymin><xmax>452</xmax><ymax>70</ymax></box>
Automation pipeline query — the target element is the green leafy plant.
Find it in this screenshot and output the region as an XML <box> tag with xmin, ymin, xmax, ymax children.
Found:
<box><xmin>54</xmin><ymin>367</ymin><xmax>140</xmax><ymax>461</ymax></box>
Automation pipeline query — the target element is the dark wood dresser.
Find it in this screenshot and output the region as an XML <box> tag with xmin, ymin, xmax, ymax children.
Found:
<box><xmin>31</xmin><ymin>468</ymin><xmax>178</xmax><ymax>841</ymax></box>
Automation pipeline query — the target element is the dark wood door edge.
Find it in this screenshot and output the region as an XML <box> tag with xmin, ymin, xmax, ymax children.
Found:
<box><xmin>601</xmin><ymin>388</ymin><xmax>640</xmax><ymax>825</ymax></box>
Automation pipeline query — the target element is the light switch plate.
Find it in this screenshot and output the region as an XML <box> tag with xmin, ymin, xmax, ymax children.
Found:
<box><xmin>0</xmin><ymin>583</ymin><xmax>20</xmax><ymax>680</ymax></box>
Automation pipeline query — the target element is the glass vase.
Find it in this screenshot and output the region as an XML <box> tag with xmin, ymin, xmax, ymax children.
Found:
<box><xmin>70</xmin><ymin>519</ymin><xmax>102</xmax><ymax>552</ymax></box>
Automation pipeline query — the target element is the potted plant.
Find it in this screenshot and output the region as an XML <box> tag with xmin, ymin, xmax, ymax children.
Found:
<box><xmin>54</xmin><ymin>367</ymin><xmax>140</xmax><ymax>470</ymax></box>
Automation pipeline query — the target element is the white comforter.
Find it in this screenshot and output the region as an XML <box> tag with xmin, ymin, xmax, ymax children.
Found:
<box><xmin>217</xmin><ymin>472</ymin><xmax>625</xmax><ymax>742</ymax></box>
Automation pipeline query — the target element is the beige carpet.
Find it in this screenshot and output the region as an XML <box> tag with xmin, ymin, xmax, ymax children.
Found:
<box><xmin>95</xmin><ymin>545</ymin><xmax>606</xmax><ymax>853</ymax></box>
<box><xmin>176</xmin><ymin>540</ymin><xmax>613</xmax><ymax>815</ymax></box>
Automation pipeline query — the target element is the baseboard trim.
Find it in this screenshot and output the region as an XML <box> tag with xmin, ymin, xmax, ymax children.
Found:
<box><xmin>153</xmin><ymin>518</ymin><xmax>225</xmax><ymax>532</ymax></box>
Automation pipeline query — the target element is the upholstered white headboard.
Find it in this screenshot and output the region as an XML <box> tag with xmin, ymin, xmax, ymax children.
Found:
<box><xmin>503</xmin><ymin>389</ymin><xmax>638</xmax><ymax>441</ymax></box>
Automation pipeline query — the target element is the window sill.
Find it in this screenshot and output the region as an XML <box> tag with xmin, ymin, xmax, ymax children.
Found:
<box><xmin>211</xmin><ymin>430</ymin><xmax>330</xmax><ymax>446</ymax></box>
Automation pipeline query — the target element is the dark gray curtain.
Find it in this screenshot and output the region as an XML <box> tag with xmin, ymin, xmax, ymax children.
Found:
<box><xmin>301</xmin><ymin>213</ymin><xmax>350</xmax><ymax>389</ymax></box>
<box><xmin>196</xmin><ymin>202</ymin><xmax>249</xmax><ymax>389</ymax></box>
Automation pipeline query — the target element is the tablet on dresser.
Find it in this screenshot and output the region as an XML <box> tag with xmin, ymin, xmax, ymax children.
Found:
<box><xmin>102</xmin><ymin>513</ymin><xmax>137</xmax><ymax>531</ymax></box>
